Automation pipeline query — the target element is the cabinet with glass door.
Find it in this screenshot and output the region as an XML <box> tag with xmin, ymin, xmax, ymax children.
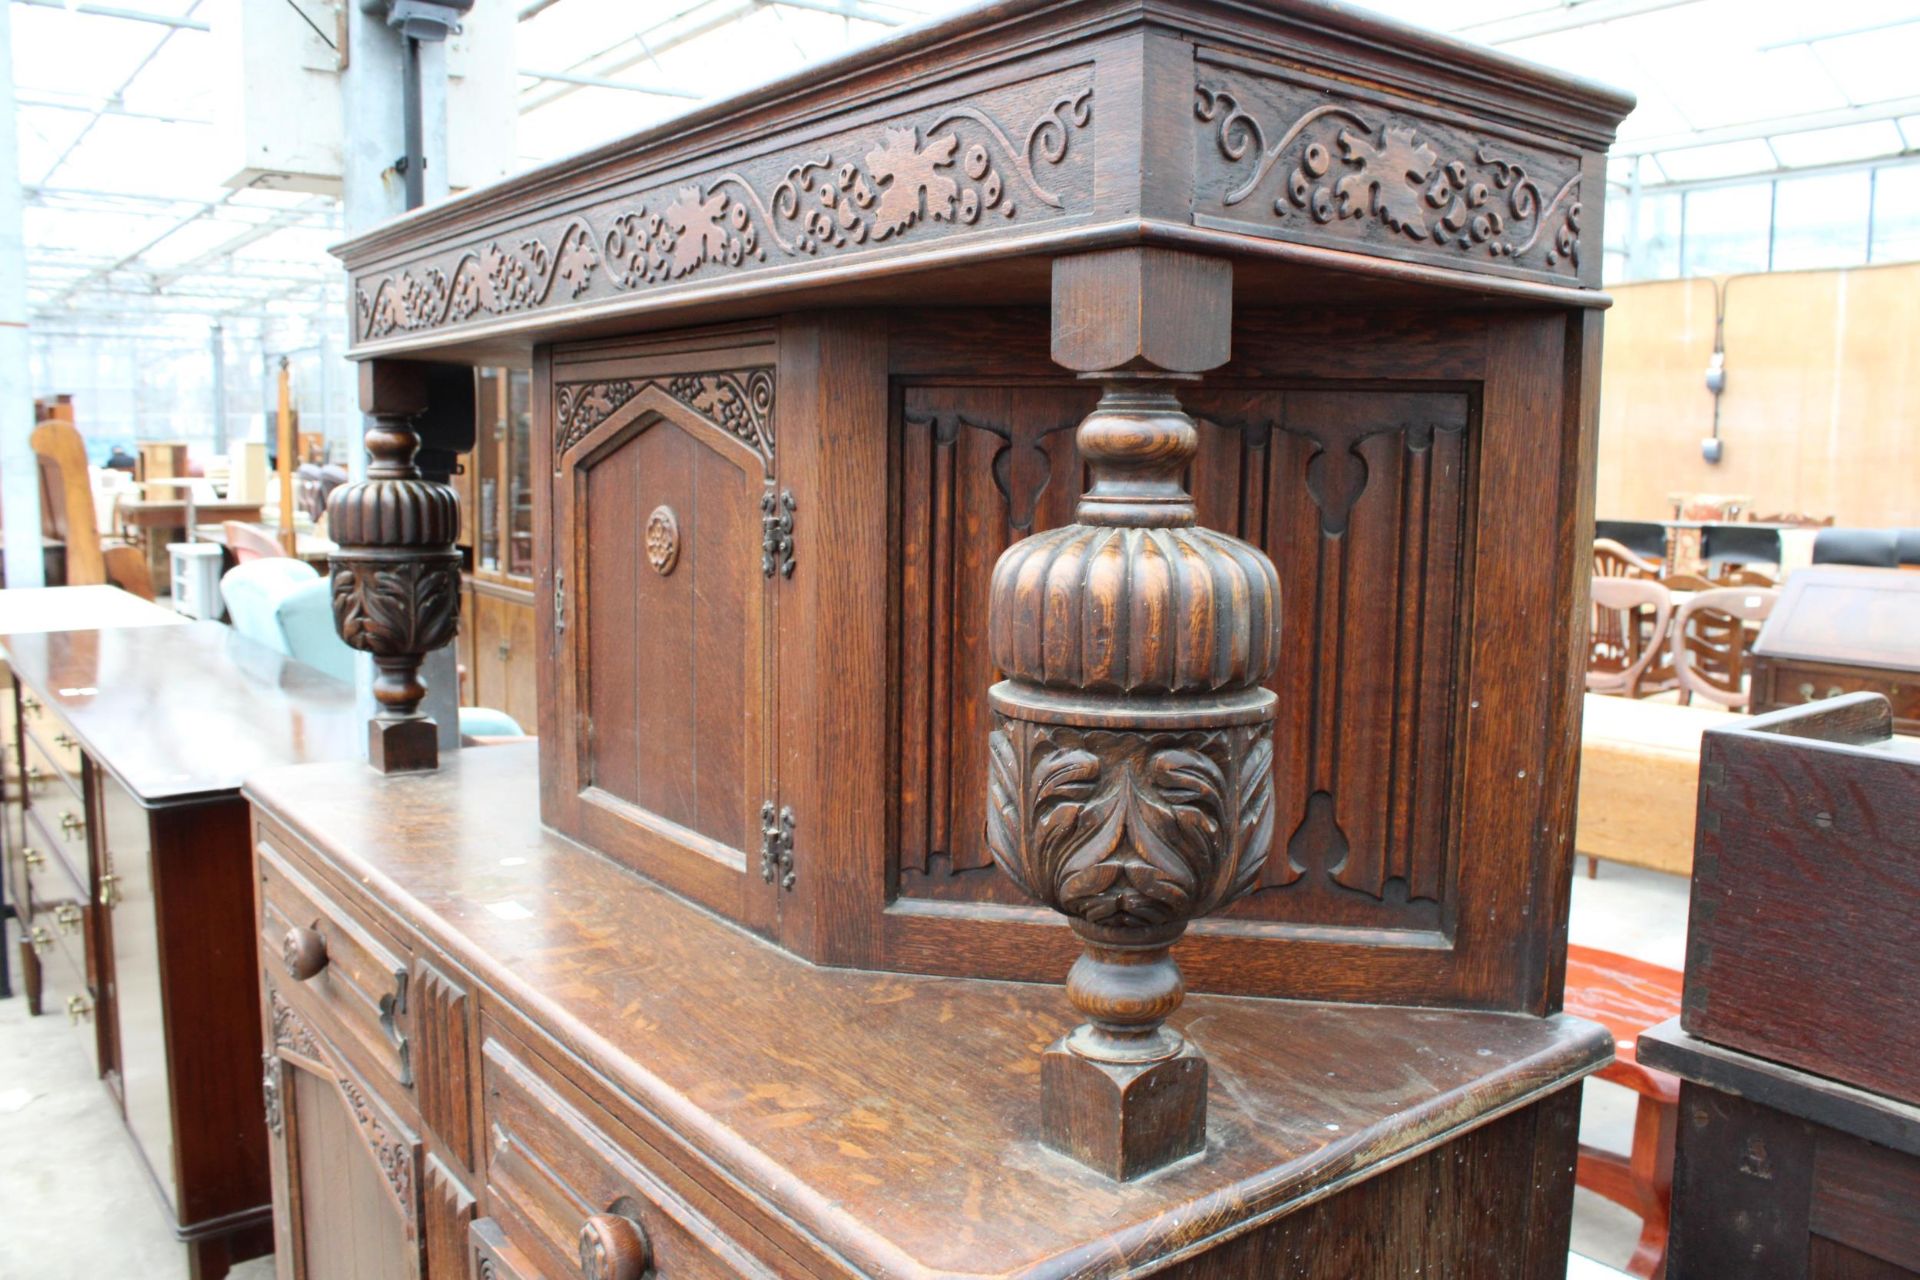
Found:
<box><xmin>456</xmin><ymin>369</ymin><xmax>538</xmax><ymax>734</ymax></box>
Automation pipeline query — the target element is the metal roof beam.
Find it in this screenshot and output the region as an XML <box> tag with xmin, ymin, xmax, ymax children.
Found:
<box><xmin>766</xmin><ymin>0</ymin><xmax>913</xmax><ymax>23</ymax></box>
<box><xmin>1614</xmin><ymin>95</ymin><xmax>1920</xmax><ymax>157</ymax></box>
<box><xmin>517</xmin><ymin>0</ymin><xmax>758</xmax><ymax>113</ymax></box>
<box><xmin>516</xmin><ymin>68</ymin><xmax>700</xmax><ymax>97</ymax></box>
<box><xmin>11</xmin><ymin>0</ymin><xmax>209</xmax><ymax>32</ymax></box>
<box><xmin>1452</xmin><ymin>0</ymin><xmax>1705</xmax><ymax>44</ymax></box>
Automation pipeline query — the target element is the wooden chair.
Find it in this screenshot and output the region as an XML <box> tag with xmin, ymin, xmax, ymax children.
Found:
<box><xmin>30</xmin><ymin>417</ymin><xmax>155</xmax><ymax>601</ymax></box>
<box><xmin>1634</xmin><ymin>574</ymin><xmax>1714</xmax><ymax>696</ymax></box>
<box><xmin>223</xmin><ymin>520</ymin><xmax>289</xmax><ymax>565</ymax></box>
<box><xmin>1671</xmin><ymin>586</ymin><xmax>1778</xmax><ymax>709</ymax></box>
<box><xmin>1595</xmin><ymin>537</ymin><xmax>1660</xmax><ymax>580</ymax></box>
<box><xmin>1712</xmin><ymin>567</ymin><xmax>1776</xmax><ymax>588</ymax></box>
<box><xmin>1564</xmin><ymin>945</ymin><xmax>1683</xmax><ymax>1279</ymax></box>
<box><xmin>1589</xmin><ymin>577</ymin><xmax>1673</xmax><ymax>697</ymax></box>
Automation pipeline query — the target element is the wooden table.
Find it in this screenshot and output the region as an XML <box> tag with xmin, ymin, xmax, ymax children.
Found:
<box><xmin>112</xmin><ymin>497</ymin><xmax>265</xmax><ymax>592</ymax></box>
<box><xmin>1751</xmin><ymin>566</ymin><xmax>1920</xmax><ymax>733</ymax></box>
<box><xmin>0</xmin><ymin>587</ymin><xmax>181</xmax><ymax>998</ymax></box>
<box><xmin>1564</xmin><ymin>945</ymin><xmax>1683</xmax><ymax>1279</ymax></box>
<box><xmin>3</xmin><ymin>622</ymin><xmax>357</xmax><ymax>1278</ymax></box>
<box><xmin>1576</xmin><ymin>692</ymin><xmax>1732</xmax><ymax>876</ymax></box>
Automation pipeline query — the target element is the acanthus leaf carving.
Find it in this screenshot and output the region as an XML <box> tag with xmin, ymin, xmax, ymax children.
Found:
<box><xmin>355</xmin><ymin>84</ymin><xmax>1091</xmax><ymax>340</ymax></box>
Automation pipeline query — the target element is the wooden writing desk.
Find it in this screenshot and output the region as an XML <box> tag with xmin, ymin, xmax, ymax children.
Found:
<box><xmin>3</xmin><ymin>622</ymin><xmax>358</xmax><ymax>1279</ymax></box>
<box><xmin>1751</xmin><ymin>566</ymin><xmax>1920</xmax><ymax>732</ymax></box>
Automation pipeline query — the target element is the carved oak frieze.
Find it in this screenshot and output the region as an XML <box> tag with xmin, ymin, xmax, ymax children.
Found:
<box><xmin>353</xmin><ymin>78</ymin><xmax>1093</xmax><ymax>342</ymax></box>
<box><xmin>556</xmin><ymin>367</ymin><xmax>775</xmax><ymax>465</ymax></box>
<box><xmin>1193</xmin><ymin>58</ymin><xmax>1586</xmax><ymax>280</ymax></box>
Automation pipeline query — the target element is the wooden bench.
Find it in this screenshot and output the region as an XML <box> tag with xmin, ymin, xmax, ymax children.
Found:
<box><xmin>1564</xmin><ymin>944</ymin><xmax>1684</xmax><ymax>1279</ymax></box>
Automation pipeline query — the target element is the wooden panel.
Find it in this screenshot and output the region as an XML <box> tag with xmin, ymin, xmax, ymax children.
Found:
<box><xmin>1683</xmin><ymin>698</ymin><xmax>1920</xmax><ymax>1103</ymax></box>
<box><xmin>412</xmin><ymin>960</ymin><xmax>474</xmax><ymax>1169</ymax></box>
<box><xmin>1595</xmin><ymin>264</ymin><xmax>1920</xmax><ymax>527</ymax></box>
<box><xmin>1668</xmin><ymin>1081</ymin><xmax>1818</xmax><ymax>1280</ymax></box>
<box><xmin>1810</xmin><ymin>1129</ymin><xmax>1920</xmax><ymax>1275</ymax></box>
<box><xmin>97</xmin><ymin>771</ymin><xmax>172</xmax><ymax>1211</ymax></box>
<box><xmin>424</xmin><ymin>1156</ymin><xmax>476</xmax><ymax>1280</ymax></box>
<box><xmin>893</xmin><ymin>380</ymin><xmax>1475</xmax><ymax>936</ymax></box>
<box><xmin>287</xmin><ymin>1057</ymin><xmax>417</xmax><ymax>1280</ymax></box>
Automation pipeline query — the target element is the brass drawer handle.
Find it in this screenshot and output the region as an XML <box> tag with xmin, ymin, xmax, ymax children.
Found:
<box><xmin>53</xmin><ymin>732</ymin><xmax>75</xmax><ymax>751</ymax></box>
<box><xmin>25</xmin><ymin>764</ymin><xmax>46</xmax><ymax>787</ymax></box>
<box><xmin>20</xmin><ymin>695</ymin><xmax>40</xmax><ymax>716</ymax></box>
<box><xmin>282</xmin><ymin>925</ymin><xmax>329</xmax><ymax>982</ymax></box>
<box><xmin>98</xmin><ymin>872</ymin><xmax>118</xmax><ymax>909</ymax></box>
<box><xmin>578</xmin><ymin>1213</ymin><xmax>651</xmax><ymax>1280</ymax></box>
<box><xmin>28</xmin><ymin>926</ymin><xmax>51</xmax><ymax>955</ymax></box>
<box><xmin>23</xmin><ymin>849</ymin><xmax>44</xmax><ymax>869</ymax></box>
<box><xmin>59</xmin><ymin>811</ymin><xmax>85</xmax><ymax>840</ymax></box>
<box><xmin>54</xmin><ymin>904</ymin><xmax>82</xmax><ymax>934</ymax></box>
<box><xmin>66</xmin><ymin>994</ymin><xmax>93</xmax><ymax>1025</ymax></box>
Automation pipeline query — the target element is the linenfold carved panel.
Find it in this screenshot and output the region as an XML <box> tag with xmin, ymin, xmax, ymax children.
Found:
<box><xmin>892</xmin><ymin>384</ymin><xmax>1475</xmax><ymax>934</ymax></box>
<box><xmin>353</xmin><ymin>73</ymin><xmax>1092</xmax><ymax>342</ymax></box>
<box><xmin>1193</xmin><ymin>49</ymin><xmax>1585</xmax><ymax>282</ymax></box>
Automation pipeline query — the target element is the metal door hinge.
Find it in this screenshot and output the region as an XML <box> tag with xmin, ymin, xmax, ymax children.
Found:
<box><xmin>553</xmin><ymin>567</ymin><xmax>567</xmax><ymax>636</ymax></box>
<box><xmin>760</xmin><ymin>801</ymin><xmax>795</xmax><ymax>890</ymax></box>
<box><xmin>762</xmin><ymin>488</ymin><xmax>795</xmax><ymax>579</ymax></box>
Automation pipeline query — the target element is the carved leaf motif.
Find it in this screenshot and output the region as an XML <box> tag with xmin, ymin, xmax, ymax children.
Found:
<box><xmin>866</xmin><ymin>127</ymin><xmax>959</xmax><ymax>238</ymax></box>
<box><xmin>1336</xmin><ymin>126</ymin><xmax>1438</xmax><ymax>237</ymax></box>
<box><xmin>665</xmin><ymin>185</ymin><xmax>730</xmax><ymax>276</ymax></box>
<box><xmin>333</xmin><ymin>562</ymin><xmax>459</xmax><ymax>657</ymax></box>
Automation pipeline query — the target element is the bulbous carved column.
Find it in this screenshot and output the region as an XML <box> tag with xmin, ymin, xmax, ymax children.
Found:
<box><xmin>328</xmin><ymin>361</ymin><xmax>462</xmax><ymax>773</ymax></box>
<box><xmin>984</xmin><ymin>248</ymin><xmax>1279</xmax><ymax>1179</ymax></box>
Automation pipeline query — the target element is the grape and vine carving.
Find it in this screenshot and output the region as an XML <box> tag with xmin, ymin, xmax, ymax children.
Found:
<box><xmin>984</xmin><ymin>718</ymin><xmax>1274</xmax><ymax>930</ymax></box>
<box><xmin>555</xmin><ymin>367</ymin><xmax>776</xmax><ymax>465</ymax></box>
<box><xmin>357</xmin><ymin>88</ymin><xmax>1092</xmax><ymax>339</ymax></box>
<box><xmin>1194</xmin><ymin>86</ymin><xmax>1582</xmax><ymax>271</ymax></box>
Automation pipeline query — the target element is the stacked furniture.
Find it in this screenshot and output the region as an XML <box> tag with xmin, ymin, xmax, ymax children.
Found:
<box><xmin>1642</xmin><ymin>694</ymin><xmax>1920</xmax><ymax>1278</ymax></box>
<box><xmin>3</xmin><ymin>617</ymin><xmax>359</xmax><ymax>1279</ymax></box>
<box><xmin>251</xmin><ymin>1</ymin><xmax>1634</xmax><ymax>1274</ymax></box>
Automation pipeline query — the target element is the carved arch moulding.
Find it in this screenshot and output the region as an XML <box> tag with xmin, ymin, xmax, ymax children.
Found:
<box><xmin>352</xmin><ymin>74</ymin><xmax>1093</xmax><ymax>342</ymax></box>
<box><xmin>1192</xmin><ymin>53</ymin><xmax>1588</xmax><ymax>283</ymax></box>
<box><xmin>555</xmin><ymin>367</ymin><xmax>776</xmax><ymax>471</ymax></box>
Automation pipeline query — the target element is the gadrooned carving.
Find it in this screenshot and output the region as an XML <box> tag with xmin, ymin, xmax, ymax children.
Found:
<box><xmin>354</xmin><ymin>85</ymin><xmax>1093</xmax><ymax>341</ymax></box>
<box><xmin>1194</xmin><ymin>83</ymin><xmax>1583</xmax><ymax>273</ymax></box>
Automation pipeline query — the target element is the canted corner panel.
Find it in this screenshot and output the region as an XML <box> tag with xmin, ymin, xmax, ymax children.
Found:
<box><xmin>890</xmin><ymin>383</ymin><xmax>1477</xmax><ymax>937</ymax></box>
<box><xmin>412</xmin><ymin>960</ymin><xmax>474</xmax><ymax>1169</ymax></box>
<box><xmin>351</xmin><ymin>68</ymin><xmax>1094</xmax><ymax>345</ymax></box>
<box><xmin>1192</xmin><ymin>47</ymin><xmax>1588</xmax><ymax>286</ymax></box>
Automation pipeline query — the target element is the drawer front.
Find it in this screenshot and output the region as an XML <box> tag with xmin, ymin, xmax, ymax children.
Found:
<box><xmin>21</xmin><ymin>806</ymin><xmax>87</xmax><ymax>920</ymax></box>
<box><xmin>18</xmin><ymin>693</ymin><xmax>84</xmax><ymax>780</ymax></box>
<box><xmin>481</xmin><ymin>1030</ymin><xmax>779</xmax><ymax>1280</ymax></box>
<box><xmin>21</xmin><ymin>724</ymin><xmax>82</xmax><ymax>807</ymax></box>
<box><xmin>468</xmin><ymin>1218</ymin><xmax>541</xmax><ymax>1280</ymax></box>
<box><xmin>23</xmin><ymin>882</ymin><xmax>91</xmax><ymax>1024</ymax></box>
<box><xmin>258</xmin><ymin>839</ymin><xmax>412</xmax><ymax>1091</ymax></box>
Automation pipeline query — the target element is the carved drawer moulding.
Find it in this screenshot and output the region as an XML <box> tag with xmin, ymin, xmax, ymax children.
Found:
<box><xmin>332</xmin><ymin>0</ymin><xmax>1630</xmax><ymax>359</ymax></box>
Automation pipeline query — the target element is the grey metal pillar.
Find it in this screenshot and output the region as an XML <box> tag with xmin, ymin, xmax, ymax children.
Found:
<box><xmin>0</xmin><ymin>3</ymin><xmax>43</xmax><ymax>588</ymax></box>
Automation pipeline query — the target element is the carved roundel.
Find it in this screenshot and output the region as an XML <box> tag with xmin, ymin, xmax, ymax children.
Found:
<box><xmin>645</xmin><ymin>505</ymin><xmax>680</xmax><ymax>576</ymax></box>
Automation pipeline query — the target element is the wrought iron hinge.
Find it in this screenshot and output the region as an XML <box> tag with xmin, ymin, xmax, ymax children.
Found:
<box><xmin>761</xmin><ymin>487</ymin><xmax>795</xmax><ymax>579</ymax></box>
<box><xmin>553</xmin><ymin>566</ymin><xmax>567</xmax><ymax>636</ymax></box>
<box><xmin>760</xmin><ymin>801</ymin><xmax>795</xmax><ymax>890</ymax></box>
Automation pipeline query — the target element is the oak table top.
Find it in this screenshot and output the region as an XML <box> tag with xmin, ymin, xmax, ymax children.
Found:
<box><xmin>248</xmin><ymin>741</ymin><xmax>1611</xmax><ymax>1278</ymax></box>
<box><xmin>3</xmin><ymin>621</ymin><xmax>359</xmax><ymax>805</ymax></box>
<box><xmin>0</xmin><ymin>585</ymin><xmax>183</xmax><ymax>636</ymax></box>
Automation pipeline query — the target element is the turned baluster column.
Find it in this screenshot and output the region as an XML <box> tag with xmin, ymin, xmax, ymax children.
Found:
<box><xmin>327</xmin><ymin>360</ymin><xmax>462</xmax><ymax>773</ymax></box>
<box><xmin>984</xmin><ymin>248</ymin><xmax>1280</xmax><ymax>1180</ymax></box>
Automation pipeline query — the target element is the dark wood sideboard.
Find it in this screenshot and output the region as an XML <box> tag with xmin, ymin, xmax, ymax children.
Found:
<box><xmin>1641</xmin><ymin>695</ymin><xmax>1920</xmax><ymax>1279</ymax></box>
<box><xmin>253</xmin><ymin>1</ymin><xmax>1635</xmax><ymax>1274</ymax></box>
<box><xmin>3</xmin><ymin>621</ymin><xmax>359</xmax><ymax>1279</ymax></box>
<box><xmin>1750</xmin><ymin>566</ymin><xmax>1920</xmax><ymax>733</ymax></box>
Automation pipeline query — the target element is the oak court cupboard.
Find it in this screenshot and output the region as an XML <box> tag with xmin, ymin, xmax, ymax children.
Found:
<box><xmin>252</xmin><ymin>1</ymin><xmax>1635</xmax><ymax>1274</ymax></box>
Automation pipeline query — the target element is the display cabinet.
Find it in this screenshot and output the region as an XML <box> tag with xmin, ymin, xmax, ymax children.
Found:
<box><xmin>264</xmin><ymin>0</ymin><xmax>1635</xmax><ymax>1273</ymax></box>
<box><xmin>455</xmin><ymin>368</ymin><xmax>539</xmax><ymax>732</ymax></box>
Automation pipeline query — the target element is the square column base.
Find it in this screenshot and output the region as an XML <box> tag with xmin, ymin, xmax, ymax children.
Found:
<box><xmin>1040</xmin><ymin>1036</ymin><xmax>1208</xmax><ymax>1180</ymax></box>
<box><xmin>368</xmin><ymin>716</ymin><xmax>439</xmax><ymax>774</ymax></box>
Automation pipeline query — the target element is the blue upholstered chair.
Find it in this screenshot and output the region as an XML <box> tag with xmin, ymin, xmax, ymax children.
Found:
<box><xmin>219</xmin><ymin>559</ymin><xmax>525</xmax><ymax>738</ymax></box>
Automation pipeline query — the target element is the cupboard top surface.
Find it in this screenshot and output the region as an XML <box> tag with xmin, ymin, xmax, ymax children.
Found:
<box><xmin>4</xmin><ymin>621</ymin><xmax>359</xmax><ymax>804</ymax></box>
<box><xmin>334</xmin><ymin>0</ymin><xmax>1631</xmax><ymax>362</ymax></box>
<box><xmin>248</xmin><ymin>741</ymin><xmax>1609</xmax><ymax>1278</ymax></box>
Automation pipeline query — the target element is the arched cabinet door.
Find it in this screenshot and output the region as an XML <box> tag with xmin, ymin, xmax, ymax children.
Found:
<box><xmin>542</xmin><ymin>343</ymin><xmax>779</xmax><ymax>937</ymax></box>
<box><xmin>264</xmin><ymin>984</ymin><xmax>424</xmax><ymax>1280</ymax></box>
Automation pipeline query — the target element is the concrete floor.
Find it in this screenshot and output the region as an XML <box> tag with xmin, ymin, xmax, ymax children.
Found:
<box><xmin>0</xmin><ymin>863</ymin><xmax>1689</xmax><ymax>1279</ymax></box>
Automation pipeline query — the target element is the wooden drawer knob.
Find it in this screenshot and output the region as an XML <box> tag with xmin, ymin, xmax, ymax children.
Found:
<box><xmin>281</xmin><ymin>925</ymin><xmax>329</xmax><ymax>981</ymax></box>
<box><xmin>578</xmin><ymin>1212</ymin><xmax>650</xmax><ymax>1280</ymax></box>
